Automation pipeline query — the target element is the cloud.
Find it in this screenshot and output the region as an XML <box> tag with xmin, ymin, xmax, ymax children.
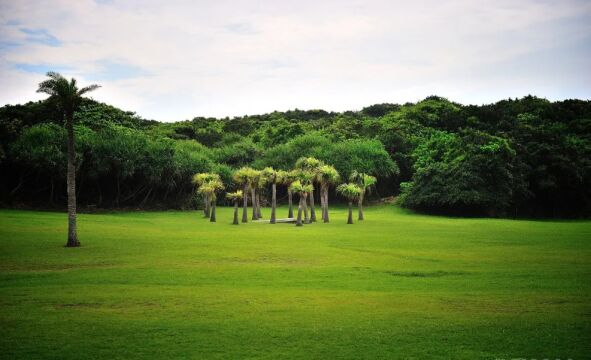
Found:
<box><xmin>18</xmin><ymin>28</ymin><xmax>61</xmax><ymax>46</ymax></box>
<box><xmin>224</xmin><ymin>22</ymin><xmax>258</xmax><ymax>35</ymax></box>
<box><xmin>87</xmin><ymin>60</ymin><xmax>150</xmax><ymax>81</ymax></box>
<box><xmin>0</xmin><ymin>0</ymin><xmax>590</xmax><ymax>121</ymax></box>
<box><xmin>14</xmin><ymin>63</ymin><xmax>72</xmax><ymax>74</ymax></box>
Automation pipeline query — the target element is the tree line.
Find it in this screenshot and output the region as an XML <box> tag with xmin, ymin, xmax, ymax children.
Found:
<box><xmin>1</xmin><ymin>84</ymin><xmax>590</xmax><ymax>218</ymax></box>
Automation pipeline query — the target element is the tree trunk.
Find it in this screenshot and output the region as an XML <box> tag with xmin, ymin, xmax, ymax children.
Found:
<box><xmin>242</xmin><ymin>185</ymin><xmax>248</xmax><ymax>223</ymax></box>
<box><xmin>288</xmin><ymin>189</ymin><xmax>294</xmax><ymax>218</ymax></box>
<box><xmin>309</xmin><ymin>187</ymin><xmax>316</xmax><ymax>222</ymax></box>
<box><xmin>319</xmin><ymin>185</ymin><xmax>325</xmax><ymax>221</ymax></box>
<box><xmin>358</xmin><ymin>193</ymin><xmax>364</xmax><ymax>220</ymax></box>
<box><xmin>205</xmin><ymin>194</ymin><xmax>211</xmax><ymax>218</ymax></box>
<box><xmin>251</xmin><ymin>188</ymin><xmax>257</xmax><ymax>220</ymax></box>
<box><xmin>347</xmin><ymin>201</ymin><xmax>353</xmax><ymax>224</ymax></box>
<box><xmin>140</xmin><ymin>187</ymin><xmax>153</xmax><ymax>207</ymax></box>
<box><xmin>303</xmin><ymin>193</ymin><xmax>310</xmax><ymax>224</ymax></box>
<box><xmin>324</xmin><ymin>189</ymin><xmax>330</xmax><ymax>223</ymax></box>
<box><xmin>65</xmin><ymin>112</ymin><xmax>80</xmax><ymax>247</ymax></box>
<box><xmin>10</xmin><ymin>171</ymin><xmax>26</xmax><ymax>196</ymax></box>
<box><xmin>203</xmin><ymin>195</ymin><xmax>208</xmax><ymax>217</ymax></box>
<box><xmin>296</xmin><ymin>196</ymin><xmax>303</xmax><ymax>226</ymax></box>
<box><xmin>233</xmin><ymin>201</ymin><xmax>239</xmax><ymax>225</ymax></box>
<box><xmin>270</xmin><ymin>183</ymin><xmax>276</xmax><ymax>224</ymax></box>
<box><xmin>210</xmin><ymin>195</ymin><xmax>216</xmax><ymax>222</ymax></box>
<box><xmin>256</xmin><ymin>192</ymin><xmax>262</xmax><ymax>219</ymax></box>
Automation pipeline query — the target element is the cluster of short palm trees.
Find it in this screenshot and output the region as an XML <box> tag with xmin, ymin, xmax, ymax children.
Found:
<box><xmin>192</xmin><ymin>157</ymin><xmax>377</xmax><ymax>226</ymax></box>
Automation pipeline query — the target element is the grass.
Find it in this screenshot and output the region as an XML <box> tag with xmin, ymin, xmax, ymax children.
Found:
<box><xmin>1</xmin><ymin>205</ymin><xmax>590</xmax><ymax>359</ymax></box>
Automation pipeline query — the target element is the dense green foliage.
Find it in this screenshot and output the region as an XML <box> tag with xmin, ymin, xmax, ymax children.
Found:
<box><xmin>1</xmin><ymin>206</ymin><xmax>590</xmax><ymax>359</ymax></box>
<box><xmin>1</xmin><ymin>95</ymin><xmax>590</xmax><ymax>217</ymax></box>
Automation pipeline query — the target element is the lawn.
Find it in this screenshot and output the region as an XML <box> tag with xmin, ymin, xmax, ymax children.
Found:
<box><xmin>1</xmin><ymin>205</ymin><xmax>590</xmax><ymax>359</ymax></box>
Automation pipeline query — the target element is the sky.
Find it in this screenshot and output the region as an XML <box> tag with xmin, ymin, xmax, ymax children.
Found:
<box><xmin>0</xmin><ymin>0</ymin><xmax>590</xmax><ymax>122</ymax></box>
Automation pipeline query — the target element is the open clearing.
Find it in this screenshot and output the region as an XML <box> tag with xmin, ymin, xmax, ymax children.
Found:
<box><xmin>1</xmin><ymin>206</ymin><xmax>590</xmax><ymax>359</ymax></box>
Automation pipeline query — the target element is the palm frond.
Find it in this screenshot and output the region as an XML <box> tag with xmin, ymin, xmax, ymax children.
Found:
<box><xmin>46</xmin><ymin>72</ymin><xmax>65</xmax><ymax>81</ymax></box>
<box><xmin>337</xmin><ymin>183</ymin><xmax>362</xmax><ymax>200</ymax></box>
<box><xmin>78</xmin><ymin>84</ymin><xmax>101</xmax><ymax>95</ymax></box>
<box><xmin>226</xmin><ymin>190</ymin><xmax>243</xmax><ymax>201</ymax></box>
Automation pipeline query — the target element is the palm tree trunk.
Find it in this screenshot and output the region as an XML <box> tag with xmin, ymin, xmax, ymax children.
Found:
<box><xmin>256</xmin><ymin>192</ymin><xmax>262</xmax><ymax>218</ymax></box>
<box><xmin>309</xmin><ymin>187</ymin><xmax>316</xmax><ymax>222</ymax></box>
<box><xmin>251</xmin><ymin>188</ymin><xmax>257</xmax><ymax>220</ymax></box>
<box><xmin>347</xmin><ymin>200</ymin><xmax>353</xmax><ymax>224</ymax></box>
<box><xmin>203</xmin><ymin>195</ymin><xmax>209</xmax><ymax>217</ymax></box>
<box><xmin>319</xmin><ymin>185</ymin><xmax>325</xmax><ymax>221</ymax></box>
<box><xmin>303</xmin><ymin>193</ymin><xmax>309</xmax><ymax>224</ymax></box>
<box><xmin>242</xmin><ymin>185</ymin><xmax>248</xmax><ymax>223</ymax></box>
<box><xmin>324</xmin><ymin>189</ymin><xmax>330</xmax><ymax>223</ymax></box>
<box><xmin>205</xmin><ymin>194</ymin><xmax>211</xmax><ymax>218</ymax></box>
<box><xmin>288</xmin><ymin>189</ymin><xmax>294</xmax><ymax>218</ymax></box>
<box><xmin>210</xmin><ymin>195</ymin><xmax>216</xmax><ymax>222</ymax></box>
<box><xmin>270</xmin><ymin>183</ymin><xmax>277</xmax><ymax>224</ymax></box>
<box><xmin>65</xmin><ymin>113</ymin><xmax>79</xmax><ymax>247</ymax></box>
<box><xmin>296</xmin><ymin>196</ymin><xmax>303</xmax><ymax>226</ymax></box>
<box><xmin>358</xmin><ymin>193</ymin><xmax>364</xmax><ymax>220</ymax></box>
<box><xmin>233</xmin><ymin>201</ymin><xmax>239</xmax><ymax>225</ymax></box>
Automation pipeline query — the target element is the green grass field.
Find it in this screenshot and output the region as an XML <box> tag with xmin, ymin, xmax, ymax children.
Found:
<box><xmin>1</xmin><ymin>205</ymin><xmax>590</xmax><ymax>359</ymax></box>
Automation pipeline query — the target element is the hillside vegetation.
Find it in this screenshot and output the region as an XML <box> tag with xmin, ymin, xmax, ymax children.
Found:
<box><xmin>1</xmin><ymin>96</ymin><xmax>590</xmax><ymax>217</ymax></box>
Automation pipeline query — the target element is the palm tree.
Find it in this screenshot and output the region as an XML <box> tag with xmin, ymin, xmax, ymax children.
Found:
<box><xmin>295</xmin><ymin>157</ymin><xmax>322</xmax><ymax>222</ymax></box>
<box><xmin>256</xmin><ymin>169</ymin><xmax>270</xmax><ymax>220</ymax></box>
<box><xmin>275</xmin><ymin>170</ymin><xmax>289</xmax><ymax>220</ymax></box>
<box><xmin>295</xmin><ymin>170</ymin><xmax>315</xmax><ymax>224</ymax></box>
<box><xmin>337</xmin><ymin>183</ymin><xmax>362</xmax><ymax>224</ymax></box>
<box><xmin>289</xmin><ymin>180</ymin><xmax>312</xmax><ymax>227</ymax></box>
<box><xmin>282</xmin><ymin>170</ymin><xmax>298</xmax><ymax>218</ymax></box>
<box><xmin>226</xmin><ymin>190</ymin><xmax>243</xmax><ymax>225</ymax></box>
<box><xmin>350</xmin><ymin>171</ymin><xmax>377</xmax><ymax>220</ymax></box>
<box><xmin>248</xmin><ymin>169</ymin><xmax>262</xmax><ymax>220</ymax></box>
<box><xmin>316</xmin><ymin>165</ymin><xmax>340</xmax><ymax>223</ymax></box>
<box><xmin>198</xmin><ymin>178</ymin><xmax>224</xmax><ymax>222</ymax></box>
<box><xmin>261</xmin><ymin>167</ymin><xmax>285</xmax><ymax>224</ymax></box>
<box><xmin>233</xmin><ymin>167</ymin><xmax>254</xmax><ymax>223</ymax></box>
<box><xmin>37</xmin><ymin>72</ymin><xmax>100</xmax><ymax>247</ymax></box>
<box><xmin>192</xmin><ymin>172</ymin><xmax>220</xmax><ymax>217</ymax></box>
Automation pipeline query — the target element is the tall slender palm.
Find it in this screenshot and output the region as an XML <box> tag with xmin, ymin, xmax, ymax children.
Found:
<box><xmin>256</xmin><ymin>170</ymin><xmax>270</xmax><ymax>219</ymax></box>
<box><xmin>226</xmin><ymin>190</ymin><xmax>243</xmax><ymax>225</ymax></box>
<box><xmin>262</xmin><ymin>167</ymin><xmax>285</xmax><ymax>224</ymax></box>
<box><xmin>282</xmin><ymin>170</ymin><xmax>298</xmax><ymax>218</ymax></box>
<box><xmin>248</xmin><ymin>169</ymin><xmax>262</xmax><ymax>220</ymax></box>
<box><xmin>295</xmin><ymin>170</ymin><xmax>315</xmax><ymax>224</ymax></box>
<box><xmin>289</xmin><ymin>180</ymin><xmax>312</xmax><ymax>227</ymax></box>
<box><xmin>192</xmin><ymin>172</ymin><xmax>220</xmax><ymax>217</ymax></box>
<box><xmin>37</xmin><ymin>72</ymin><xmax>100</xmax><ymax>247</ymax></box>
<box><xmin>275</xmin><ymin>170</ymin><xmax>289</xmax><ymax>221</ymax></box>
<box><xmin>316</xmin><ymin>165</ymin><xmax>340</xmax><ymax>223</ymax></box>
<box><xmin>350</xmin><ymin>171</ymin><xmax>377</xmax><ymax>220</ymax></box>
<box><xmin>198</xmin><ymin>179</ymin><xmax>224</xmax><ymax>222</ymax></box>
<box><xmin>233</xmin><ymin>167</ymin><xmax>254</xmax><ymax>223</ymax></box>
<box><xmin>337</xmin><ymin>183</ymin><xmax>362</xmax><ymax>224</ymax></box>
<box><xmin>295</xmin><ymin>157</ymin><xmax>322</xmax><ymax>222</ymax></box>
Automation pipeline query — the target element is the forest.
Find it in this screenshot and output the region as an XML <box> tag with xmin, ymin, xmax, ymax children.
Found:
<box><xmin>0</xmin><ymin>95</ymin><xmax>590</xmax><ymax>217</ymax></box>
